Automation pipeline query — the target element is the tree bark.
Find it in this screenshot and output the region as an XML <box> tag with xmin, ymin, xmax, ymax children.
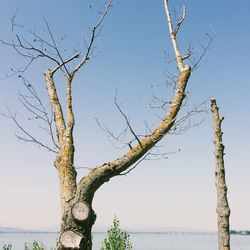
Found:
<box><xmin>43</xmin><ymin>2</ymin><xmax>192</xmax><ymax>249</ymax></box>
<box><xmin>211</xmin><ymin>98</ymin><xmax>231</xmax><ymax>250</ymax></box>
<box><xmin>59</xmin><ymin>199</ymin><xmax>96</xmax><ymax>250</ymax></box>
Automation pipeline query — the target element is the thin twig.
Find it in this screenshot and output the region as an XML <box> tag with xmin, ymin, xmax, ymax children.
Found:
<box><xmin>1</xmin><ymin>106</ymin><xmax>58</xmax><ymax>153</ymax></box>
<box><xmin>69</xmin><ymin>0</ymin><xmax>113</xmax><ymax>79</ymax></box>
<box><xmin>114</xmin><ymin>97</ymin><xmax>142</xmax><ymax>148</ymax></box>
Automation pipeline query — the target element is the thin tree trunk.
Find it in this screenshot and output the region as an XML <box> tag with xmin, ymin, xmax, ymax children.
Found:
<box><xmin>211</xmin><ymin>98</ymin><xmax>231</xmax><ymax>250</ymax></box>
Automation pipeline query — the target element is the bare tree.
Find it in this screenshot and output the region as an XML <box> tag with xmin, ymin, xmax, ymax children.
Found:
<box><xmin>1</xmin><ymin>1</ymin><xmax>210</xmax><ymax>249</ymax></box>
<box><xmin>211</xmin><ymin>98</ymin><xmax>231</xmax><ymax>250</ymax></box>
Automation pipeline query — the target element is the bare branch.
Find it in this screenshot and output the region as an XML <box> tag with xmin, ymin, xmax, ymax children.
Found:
<box><xmin>150</xmin><ymin>84</ymin><xmax>172</xmax><ymax>110</ymax></box>
<box><xmin>191</xmin><ymin>33</ymin><xmax>215</xmax><ymax>72</ymax></box>
<box><xmin>169</xmin><ymin>99</ymin><xmax>208</xmax><ymax>134</ymax></box>
<box><xmin>78</xmin><ymin>63</ymin><xmax>191</xmax><ymax>200</ymax></box>
<box><xmin>182</xmin><ymin>50</ymin><xmax>192</xmax><ymax>61</ymax></box>
<box><xmin>18</xmin><ymin>76</ymin><xmax>59</xmax><ymax>149</ymax></box>
<box><xmin>95</xmin><ymin>117</ymin><xmax>130</xmax><ymax>150</ymax></box>
<box><xmin>51</xmin><ymin>53</ymin><xmax>79</xmax><ymax>75</ymax></box>
<box><xmin>11</xmin><ymin>9</ymin><xmax>23</xmax><ymax>32</ymax></box>
<box><xmin>164</xmin><ymin>0</ymin><xmax>185</xmax><ymax>72</ymax></box>
<box><xmin>15</xmin><ymin>34</ymin><xmax>61</xmax><ymax>65</ymax></box>
<box><xmin>42</xmin><ymin>16</ymin><xmax>70</xmax><ymax>76</ymax></box>
<box><xmin>1</xmin><ymin>106</ymin><xmax>58</xmax><ymax>153</ymax></box>
<box><xmin>69</xmin><ymin>0</ymin><xmax>113</xmax><ymax>79</ymax></box>
<box><xmin>173</xmin><ymin>5</ymin><xmax>186</xmax><ymax>36</ymax></box>
<box><xmin>114</xmin><ymin>96</ymin><xmax>142</xmax><ymax>148</ymax></box>
<box><xmin>1</xmin><ymin>27</ymin><xmax>73</xmax><ymax>77</ymax></box>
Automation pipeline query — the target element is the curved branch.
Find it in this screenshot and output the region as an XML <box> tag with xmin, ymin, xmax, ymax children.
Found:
<box><xmin>75</xmin><ymin>1</ymin><xmax>192</xmax><ymax>203</ymax></box>
<box><xmin>77</xmin><ymin>65</ymin><xmax>191</xmax><ymax>203</ymax></box>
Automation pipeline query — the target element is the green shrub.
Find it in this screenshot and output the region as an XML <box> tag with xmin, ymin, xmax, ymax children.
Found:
<box><xmin>101</xmin><ymin>216</ymin><xmax>132</xmax><ymax>250</ymax></box>
<box><xmin>24</xmin><ymin>241</ymin><xmax>44</xmax><ymax>250</ymax></box>
<box><xmin>2</xmin><ymin>240</ymin><xmax>59</xmax><ymax>250</ymax></box>
<box><xmin>3</xmin><ymin>244</ymin><xmax>12</xmax><ymax>250</ymax></box>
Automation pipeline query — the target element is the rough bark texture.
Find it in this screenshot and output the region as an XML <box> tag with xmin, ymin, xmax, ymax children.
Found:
<box><xmin>211</xmin><ymin>98</ymin><xmax>231</xmax><ymax>250</ymax></box>
<box><xmin>42</xmin><ymin>2</ymin><xmax>192</xmax><ymax>249</ymax></box>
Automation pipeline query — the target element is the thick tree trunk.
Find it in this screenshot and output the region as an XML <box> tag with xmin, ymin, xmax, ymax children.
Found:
<box><xmin>55</xmin><ymin>147</ymin><xmax>96</xmax><ymax>249</ymax></box>
<box><xmin>211</xmin><ymin>99</ymin><xmax>231</xmax><ymax>250</ymax></box>
<box><xmin>43</xmin><ymin>2</ymin><xmax>193</xmax><ymax>249</ymax></box>
<box><xmin>59</xmin><ymin>200</ymin><xmax>96</xmax><ymax>250</ymax></box>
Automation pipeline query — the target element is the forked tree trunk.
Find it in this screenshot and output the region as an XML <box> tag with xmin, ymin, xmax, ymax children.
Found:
<box><xmin>56</xmin><ymin>66</ymin><xmax>191</xmax><ymax>250</ymax></box>
<box><xmin>43</xmin><ymin>1</ymin><xmax>192</xmax><ymax>249</ymax></box>
<box><xmin>2</xmin><ymin>0</ymin><xmax>199</xmax><ymax>248</ymax></box>
<box><xmin>55</xmin><ymin>149</ymin><xmax>97</xmax><ymax>249</ymax></box>
<box><xmin>211</xmin><ymin>99</ymin><xmax>231</xmax><ymax>250</ymax></box>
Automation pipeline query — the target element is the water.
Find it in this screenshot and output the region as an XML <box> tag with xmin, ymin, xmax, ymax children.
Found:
<box><xmin>0</xmin><ymin>232</ymin><xmax>250</xmax><ymax>249</ymax></box>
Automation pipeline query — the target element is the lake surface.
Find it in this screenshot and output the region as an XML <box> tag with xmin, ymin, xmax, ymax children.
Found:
<box><xmin>1</xmin><ymin>232</ymin><xmax>250</xmax><ymax>249</ymax></box>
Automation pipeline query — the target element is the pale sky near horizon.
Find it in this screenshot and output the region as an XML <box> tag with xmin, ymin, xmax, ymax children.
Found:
<box><xmin>0</xmin><ymin>0</ymin><xmax>249</xmax><ymax>232</ymax></box>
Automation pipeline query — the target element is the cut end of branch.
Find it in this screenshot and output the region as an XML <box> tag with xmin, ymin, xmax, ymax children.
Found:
<box><xmin>60</xmin><ymin>231</ymin><xmax>85</xmax><ymax>249</ymax></box>
<box><xmin>210</xmin><ymin>98</ymin><xmax>217</xmax><ymax>108</ymax></box>
<box><xmin>183</xmin><ymin>64</ymin><xmax>191</xmax><ymax>72</ymax></box>
<box><xmin>72</xmin><ymin>202</ymin><xmax>90</xmax><ymax>221</ymax></box>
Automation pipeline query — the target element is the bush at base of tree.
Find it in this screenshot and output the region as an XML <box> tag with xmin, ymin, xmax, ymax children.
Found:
<box><xmin>101</xmin><ymin>217</ymin><xmax>132</xmax><ymax>250</ymax></box>
<box><xmin>2</xmin><ymin>241</ymin><xmax>58</xmax><ymax>250</ymax></box>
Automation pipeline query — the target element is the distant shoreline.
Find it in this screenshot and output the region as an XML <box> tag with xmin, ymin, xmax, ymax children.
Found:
<box><xmin>230</xmin><ymin>230</ymin><xmax>250</xmax><ymax>236</ymax></box>
<box><xmin>0</xmin><ymin>230</ymin><xmax>216</xmax><ymax>234</ymax></box>
<box><xmin>0</xmin><ymin>231</ymin><xmax>218</xmax><ymax>235</ymax></box>
<box><xmin>1</xmin><ymin>229</ymin><xmax>249</xmax><ymax>236</ymax></box>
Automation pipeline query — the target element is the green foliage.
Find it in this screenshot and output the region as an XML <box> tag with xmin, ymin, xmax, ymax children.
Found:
<box><xmin>101</xmin><ymin>216</ymin><xmax>132</xmax><ymax>250</ymax></box>
<box><xmin>3</xmin><ymin>244</ymin><xmax>12</xmax><ymax>250</ymax></box>
<box><xmin>24</xmin><ymin>241</ymin><xmax>44</xmax><ymax>250</ymax></box>
<box><xmin>2</xmin><ymin>240</ymin><xmax>58</xmax><ymax>250</ymax></box>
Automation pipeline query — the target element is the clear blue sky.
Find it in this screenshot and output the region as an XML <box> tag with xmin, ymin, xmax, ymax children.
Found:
<box><xmin>0</xmin><ymin>0</ymin><xmax>249</xmax><ymax>231</ymax></box>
